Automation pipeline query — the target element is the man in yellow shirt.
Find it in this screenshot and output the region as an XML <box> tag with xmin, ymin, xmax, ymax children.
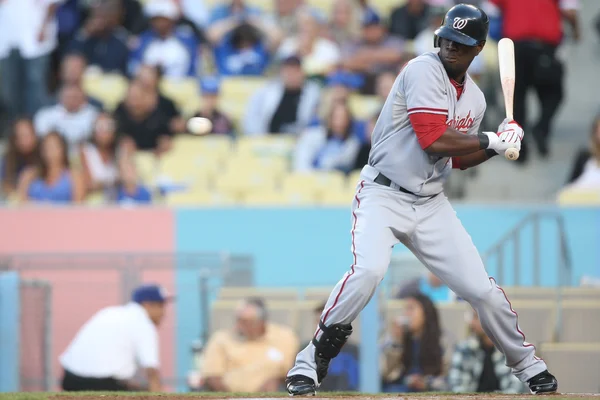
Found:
<box><xmin>202</xmin><ymin>297</ymin><xmax>299</xmax><ymax>392</ymax></box>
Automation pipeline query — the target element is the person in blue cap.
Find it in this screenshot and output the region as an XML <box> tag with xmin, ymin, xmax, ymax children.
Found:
<box><xmin>59</xmin><ymin>284</ymin><xmax>172</xmax><ymax>392</ymax></box>
<box><xmin>192</xmin><ymin>77</ymin><xmax>235</xmax><ymax>137</ymax></box>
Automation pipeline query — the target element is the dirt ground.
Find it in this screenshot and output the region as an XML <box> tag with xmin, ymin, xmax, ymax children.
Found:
<box><xmin>51</xmin><ymin>394</ymin><xmax>600</xmax><ymax>400</ymax></box>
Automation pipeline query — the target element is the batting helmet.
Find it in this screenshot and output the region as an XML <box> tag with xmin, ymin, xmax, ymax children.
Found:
<box><xmin>434</xmin><ymin>3</ymin><xmax>489</xmax><ymax>48</ymax></box>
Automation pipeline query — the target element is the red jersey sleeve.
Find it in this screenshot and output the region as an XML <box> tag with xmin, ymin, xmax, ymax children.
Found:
<box><xmin>408</xmin><ymin>112</ymin><xmax>448</xmax><ymax>150</ymax></box>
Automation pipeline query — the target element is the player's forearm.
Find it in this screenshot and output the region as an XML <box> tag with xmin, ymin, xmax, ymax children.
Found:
<box><xmin>454</xmin><ymin>149</ymin><xmax>496</xmax><ymax>169</ymax></box>
<box><xmin>424</xmin><ymin>128</ymin><xmax>486</xmax><ymax>157</ymax></box>
<box><xmin>145</xmin><ymin>368</ymin><xmax>162</xmax><ymax>392</ymax></box>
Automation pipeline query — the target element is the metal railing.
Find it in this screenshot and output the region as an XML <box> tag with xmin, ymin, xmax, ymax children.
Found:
<box><xmin>482</xmin><ymin>211</ymin><xmax>573</xmax><ymax>341</ymax></box>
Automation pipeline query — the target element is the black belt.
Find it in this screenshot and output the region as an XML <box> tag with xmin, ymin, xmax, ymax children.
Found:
<box><xmin>373</xmin><ymin>173</ymin><xmax>415</xmax><ymax>195</ymax></box>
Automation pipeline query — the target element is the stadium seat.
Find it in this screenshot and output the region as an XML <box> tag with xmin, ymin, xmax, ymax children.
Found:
<box><xmin>348</xmin><ymin>170</ymin><xmax>363</xmax><ymax>188</ymax></box>
<box><xmin>226</xmin><ymin>154</ymin><xmax>288</xmax><ymax>180</ymax></box>
<box><xmin>217</xmin><ymin>287</ymin><xmax>300</xmax><ymax>301</ymax></box>
<box><xmin>539</xmin><ymin>343</ymin><xmax>600</xmax><ymax>393</ymax></box>
<box><xmin>560</xmin><ymin>301</ymin><xmax>600</xmax><ymax>342</ymax></box>
<box><xmin>165</xmin><ymin>190</ymin><xmax>236</xmax><ymax>206</ymax></box>
<box><xmin>158</xmin><ymin>152</ymin><xmax>217</xmax><ymax>188</ymax></box>
<box><xmin>509</xmin><ymin>300</ymin><xmax>557</xmax><ymax>346</ymax></box>
<box><xmin>296</xmin><ymin>300</ymin><xmax>323</xmax><ymax>343</ymax></box>
<box><xmin>134</xmin><ymin>151</ymin><xmax>160</xmax><ymax>185</ymax></box>
<box><xmin>172</xmin><ymin>134</ymin><xmax>233</xmax><ymax>159</ymax></box>
<box><xmin>82</xmin><ymin>72</ymin><xmax>128</xmax><ymax>111</ymax></box>
<box><xmin>214</xmin><ymin>167</ymin><xmax>280</xmax><ymax>198</ymax></box>
<box><xmin>242</xmin><ymin>189</ymin><xmax>288</xmax><ymax>206</ymax></box>
<box><xmin>159</xmin><ymin>78</ymin><xmax>201</xmax><ymax>117</ymax></box>
<box><xmin>282</xmin><ymin>171</ymin><xmax>347</xmax><ymax>200</ymax></box>
<box><xmin>502</xmin><ymin>287</ymin><xmax>558</xmax><ymax>302</ymax></box>
<box><xmin>371</xmin><ymin>0</ymin><xmax>406</xmax><ymax>17</ymax></box>
<box><xmin>320</xmin><ymin>188</ymin><xmax>356</xmax><ymax>206</ymax></box>
<box><xmin>561</xmin><ymin>287</ymin><xmax>600</xmax><ymax>301</ymax></box>
<box><xmin>219</xmin><ymin>76</ymin><xmax>267</xmax><ymax>124</ymax></box>
<box><xmin>557</xmin><ymin>188</ymin><xmax>600</xmax><ymax>206</ymax></box>
<box><xmin>348</xmin><ymin>94</ymin><xmax>381</xmax><ymax>120</ymax></box>
<box><xmin>303</xmin><ymin>287</ymin><xmax>334</xmax><ymax>301</ymax></box>
<box><xmin>235</xmin><ymin>135</ymin><xmax>296</xmax><ymax>159</ymax></box>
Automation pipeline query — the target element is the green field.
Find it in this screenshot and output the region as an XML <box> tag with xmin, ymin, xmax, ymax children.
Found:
<box><xmin>0</xmin><ymin>393</ymin><xmax>598</xmax><ymax>400</ymax></box>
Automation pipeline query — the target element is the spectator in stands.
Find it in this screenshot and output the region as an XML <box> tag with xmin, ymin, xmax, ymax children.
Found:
<box><xmin>564</xmin><ymin>113</ymin><xmax>600</xmax><ymax>187</ymax></box>
<box><xmin>1</xmin><ymin>118</ymin><xmax>39</xmax><ymax>198</ymax></box>
<box><xmin>311</xmin><ymin>301</ymin><xmax>359</xmax><ymax>391</ymax></box>
<box><xmin>34</xmin><ymin>83</ymin><xmax>100</xmax><ymax>151</ymax></box>
<box><xmin>277</xmin><ymin>9</ymin><xmax>341</xmax><ymax>76</ymax></box>
<box><xmin>58</xmin><ymin>54</ymin><xmax>104</xmax><ymax>110</ymax></box>
<box><xmin>113</xmin><ymin>81</ymin><xmax>173</xmax><ymax>154</ymax></box>
<box><xmin>206</xmin><ymin>15</ymin><xmax>282</xmax><ymax>76</ymax></box>
<box><xmin>340</xmin><ymin>10</ymin><xmax>405</xmax><ymax>95</ymax></box>
<box><xmin>326</xmin><ymin>0</ymin><xmax>362</xmax><ymax>50</ymax></box>
<box><xmin>178</xmin><ymin>0</ymin><xmax>210</xmax><ymax>31</ymax></box>
<box><xmin>315</xmin><ymin>70</ymin><xmax>363</xmax><ymax>125</ymax></box>
<box><xmin>273</xmin><ymin>0</ymin><xmax>305</xmax><ymax>34</ymax></box>
<box><xmin>412</xmin><ymin>6</ymin><xmax>485</xmax><ymax>82</ymax></box>
<box><xmin>16</xmin><ymin>131</ymin><xmax>85</xmax><ymax>204</ymax></box>
<box><xmin>68</xmin><ymin>0</ymin><xmax>129</xmax><ymax>76</ymax></box>
<box><xmin>396</xmin><ymin>271</ymin><xmax>454</xmax><ymax>303</ymax></box>
<box><xmin>381</xmin><ymin>294</ymin><xmax>446</xmax><ymax>393</ymax></box>
<box><xmin>120</xmin><ymin>0</ymin><xmax>149</xmax><ymax>35</ymax></box>
<box><xmin>192</xmin><ymin>77</ymin><xmax>235</xmax><ymax>136</ymax></box>
<box><xmin>202</xmin><ymin>297</ymin><xmax>298</xmax><ymax>393</ymax></box>
<box><xmin>293</xmin><ymin>101</ymin><xmax>361</xmax><ymax>173</ymax></box>
<box><xmin>448</xmin><ymin>308</ymin><xmax>525</xmax><ymax>393</ymax></box>
<box><xmin>487</xmin><ymin>0</ymin><xmax>580</xmax><ymax>163</ymax></box>
<box><xmin>59</xmin><ymin>284</ymin><xmax>170</xmax><ymax>391</ymax></box>
<box><xmin>242</xmin><ymin>55</ymin><xmax>321</xmax><ymax>136</ymax></box>
<box><xmin>129</xmin><ymin>0</ymin><xmax>200</xmax><ymax>78</ymax></box>
<box><xmin>134</xmin><ymin>64</ymin><xmax>186</xmax><ymax>134</ymax></box>
<box><xmin>114</xmin><ymin>154</ymin><xmax>152</xmax><ymax>205</ymax></box>
<box><xmin>207</xmin><ymin>0</ymin><xmax>262</xmax><ymax>26</ymax></box>
<box><xmin>0</xmin><ymin>0</ymin><xmax>60</xmax><ymax>117</ymax></box>
<box><xmin>79</xmin><ymin>113</ymin><xmax>119</xmax><ymax>195</ymax></box>
<box><xmin>389</xmin><ymin>0</ymin><xmax>430</xmax><ymax>41</ymax></box>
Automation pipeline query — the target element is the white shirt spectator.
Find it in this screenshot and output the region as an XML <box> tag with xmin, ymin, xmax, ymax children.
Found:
<box><xmin>293</xmin><ymin>125</ymin><xmax>361</xmax><ymax>172</ymax></box>
<box><xmin>566</xmin><ymin>159</ymin><xmax>600</xmax><ymax>190</ymax></box>
<box><xmin>81</xmin><ymin>143</ymin><xmax>118</xmax><ymax>187</ymax></box>
<box><xmin>143</xmin><ymin>37</ymin><xmax>192</xmax><ymax>78</ymax></box>
<box><xmin>180</xmin><ymin>0</ymin><xmax>210</xmax><ymax>29</ymax></box>
<box><xmin>276</xmin><ymin>37</ymin><xmax>341</xmax><ymax>76</ymax></box>
<box><xmin>242</xmin><ymin>79</ymin><xmax>321</xmax><ymax>136</ymax></box>
<box><xmin>34</xmin><ymin>103</ymin><xmax>99</xmax><ymax>149</ymax></box>
<box><xmin>0</xmin><ymin>0</ymin><xmax>61</xmax><ymax>59</ymax></box>
<box><xmin>60</xmin><ymin>302</ymin><xmax>159</xmax><ymax>380</ymax></box>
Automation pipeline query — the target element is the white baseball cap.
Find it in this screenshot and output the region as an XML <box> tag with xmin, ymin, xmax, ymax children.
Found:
<box><xmin>145</xmin><ymin>0</ymin><xmax>179</xmax><ymax>20</ymax></box>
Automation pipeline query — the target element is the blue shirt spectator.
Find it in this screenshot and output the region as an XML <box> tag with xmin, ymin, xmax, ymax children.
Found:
<box><xmin>129</xmin><ymin>0</ymin><xmax>200</xmax><ymax>78</ymax></box>
<box><xmin>116</xmin><ymin>185</ymin><xmax>152</xmax><ymax>204</ymax></box>
<box><xmin>208</xmin><ymin>1</ymin><xmax>261</xmax><ymax>25</ymax></box>
<box><xmin>213</xmin><ymin>23</ymin><xmax>271</xmax><ymax>76</ymax></box>
<box><xmin>68</xmin><ymin>1</ymin><xmax>129</xmax><ymax>75</ymax></box>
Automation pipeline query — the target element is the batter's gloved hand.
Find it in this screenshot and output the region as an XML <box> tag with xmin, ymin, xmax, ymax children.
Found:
<box><xmin>479</xmin><ymin>131</ymin><xmax>521</xmax><ymax>155</ymax></box>
<box><xmin>497</xmin><ymin>118</ymin><xmax>523</xmax><ymax>138</ymax></box>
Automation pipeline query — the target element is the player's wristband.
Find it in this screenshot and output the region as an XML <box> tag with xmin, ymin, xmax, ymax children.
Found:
<box><xmin>485</xmin><ymin>149</ymin><xmax>498</xmax><ymax>158</ymax></box>
<box><xmin>477</xmin><ymin>133</ymin><xmax>490</xmax><ymax>150</ymax></box>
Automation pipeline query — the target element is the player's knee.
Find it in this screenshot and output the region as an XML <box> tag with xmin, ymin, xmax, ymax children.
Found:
<box><xmin>463</xmin><ymin>284</ymin><xmax>495</xmax><ymax>305</ymax></box>
<box><xmin>355</xmin><ymin>262</ymin><xmax>387</xmax><ymax>286</ymax></box>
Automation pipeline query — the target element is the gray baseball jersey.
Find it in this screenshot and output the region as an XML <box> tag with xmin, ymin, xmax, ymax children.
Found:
<box><xmin>369</xmin><ymin>51</ymin><xmax>486</xmax><ymax>196</ymax></box>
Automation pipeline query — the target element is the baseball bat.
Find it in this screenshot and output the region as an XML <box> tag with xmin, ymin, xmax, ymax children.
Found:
<box><xmin>497</xmin><ymin>38</ymin><xmax>519</xmax><ymax>161</ymax></box>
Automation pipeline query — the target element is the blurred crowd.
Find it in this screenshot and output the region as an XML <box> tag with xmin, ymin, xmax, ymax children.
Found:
<box><xmin>0</xmin><ymin>0</ymin><xmax>596</xmax><ymax>205</ymax></box>
<box><xmin>184</xmin><ymin>290</ymin><xmax>528</xmax><ymax>393</ymax></box>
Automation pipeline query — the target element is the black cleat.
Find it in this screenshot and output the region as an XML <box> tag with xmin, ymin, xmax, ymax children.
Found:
<box><xmin>528</xmin><ymin>370</ymin><xmax>558</xmax><ymax>394</ymax></box>
<box><xmin>286</xmin><ymin>375</ymin><xmax>317</xmax><ymax>396</ymax></box>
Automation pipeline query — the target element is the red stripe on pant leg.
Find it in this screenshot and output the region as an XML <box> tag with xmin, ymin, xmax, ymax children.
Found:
<box><xmin>490</xmin><ymin>277</ymin><xmax>542</xmax><ymax>361</ymax></box>
<box><xmin>316</xmin><ymin>180</ymin><xmax>365</xmax><ymax>337</ymax></box>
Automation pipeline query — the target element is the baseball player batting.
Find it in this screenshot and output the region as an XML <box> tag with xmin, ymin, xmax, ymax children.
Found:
<box><xmin>286</xmin><ymin>4</ymin><xmax>558</xmax><ymax>396</ymax></box>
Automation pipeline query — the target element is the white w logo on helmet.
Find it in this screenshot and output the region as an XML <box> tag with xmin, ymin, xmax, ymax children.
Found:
<box><xmin>452</xmin><ymin>17</ymin><xmax>468</xmax><ymax>30</ymax></box>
